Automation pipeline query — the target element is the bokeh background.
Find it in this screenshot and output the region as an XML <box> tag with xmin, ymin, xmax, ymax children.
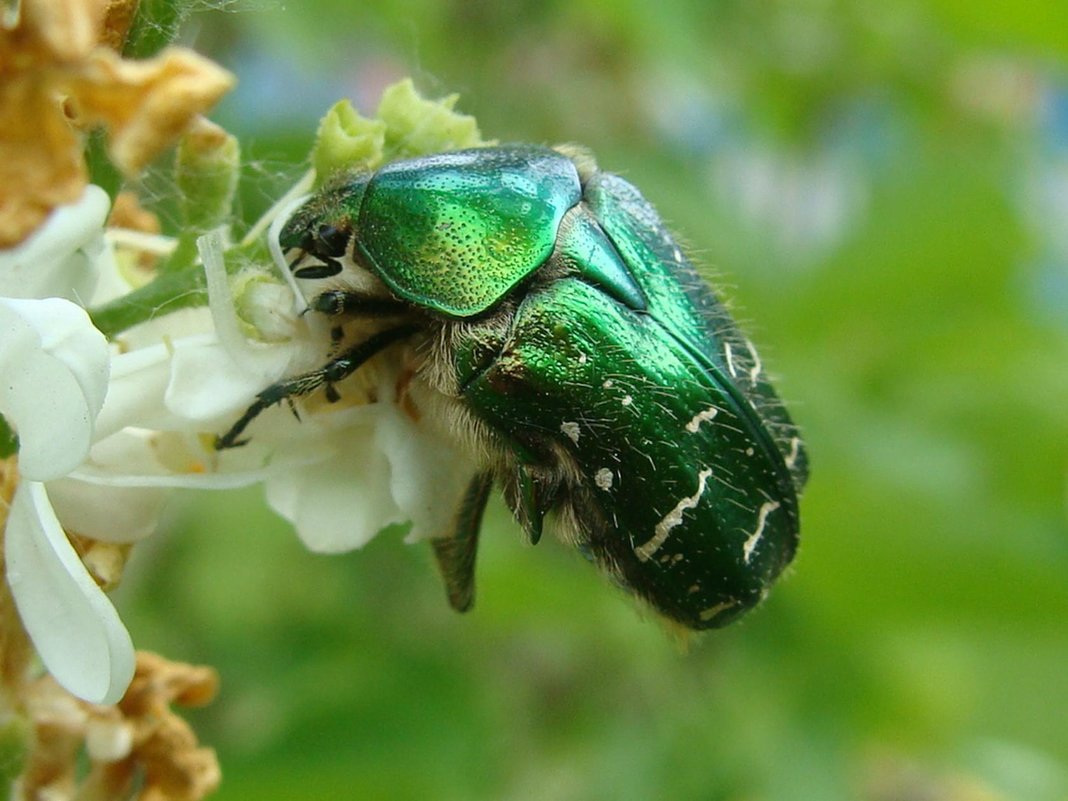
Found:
<box><xmin>120</xmin><ymin>2</ymin><xmax>1068</xmax><ymax>799</ymax></box>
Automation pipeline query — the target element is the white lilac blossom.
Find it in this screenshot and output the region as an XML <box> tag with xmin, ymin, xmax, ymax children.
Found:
<box><xmin>0</xmin><ymin>292</ymin><xmax>134</xmax><ymax>705</ymax></box>
<box><xmin>260</xmin><ymin>386</ymin><xmax>477</xmax><ymax>553</ymax></box>
<box><xmin>0</xmin><ymin>191</ymin><xmax>267</xmax><ymax>706</ymax></box>
<box><xmin>0</xmin><ymin>183</ymin><xmax>474</xmax><ymax>705</ymax></box>
<box><xmin>198</xmin><ymin>228</ymin><xmax>477</xmax><ymax>553</ymax></box>
<box><xmin>0</xmin><ymin>188</ymin><xmax>243</xmax><ymax>705</ymax></box>
<box><xmin>0</xmin><ymin>185</ymin><xmax>110</xmax><ymax>303</ymax></box>
<box><xmin>0</xmin><ymin>186</ymin><xmax>136</xmax><ymax>705</ymax></box>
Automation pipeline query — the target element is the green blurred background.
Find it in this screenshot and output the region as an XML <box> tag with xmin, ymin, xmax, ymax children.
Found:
<box><xmin>121</xmin><ymin>2</ymin><xmax>1068</xmax><ymax>799</ymax></box>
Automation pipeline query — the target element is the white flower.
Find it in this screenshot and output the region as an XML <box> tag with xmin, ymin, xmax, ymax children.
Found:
<box><xmin>0</xmin><ymin>291</ymin><xmax>134</xmax><ymax>705</ymax></box>
<box><xmin>0</xmin><ymin>192</ymin><xmax>262</xmax><ymax>707</ymax></box>
<box><xmin>1</xmin><ymin>184</ymin><xmax>479</xmax><ymax>705</ymax></box>
<box><xmin>261</xmin><ymin>388</ymin><xmax>478</xmax><ymax>553</ymax></box>
<box><xmin>0</xmin><ymin>185</ymin><xmax>110</xmax><ymax>304</ymax></box>
<box><xmin>198</xmin><ymin>227</ymin><xmax>480</xmax><ymax>553</ymax></box>
<box><xmin>6</xmin><ymin>482</ymin><xmax>134</xmax><ymax>705</ymax></box>
<box><xmin>0</xmin><ymin>297</ymin><xmax>109</xmax><ymax>480</ymax></box>
<box><xmin>0</xmin><ymin>186</ymin><xmax>203</xmax><ymax>706</ymax></box>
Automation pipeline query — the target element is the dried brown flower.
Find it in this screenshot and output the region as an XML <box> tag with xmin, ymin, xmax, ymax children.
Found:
<box><xmin>19</xmin><ymin>651</ymin><xmax>221</xmax><ymax>801</ymax></box>
<box><xmin>0</xmin><ymin>456</ymin><xmax>35</xmax><ymax>696</ymax></box>
<box><xmin>0</xmin><ymin>0</ymin><xmax>234</xmax><ymax>247</ymax></box>
<box><xmin>108</xmin><ymin>190</ymin><xmax>162</xmax><ymax>234</ymax></box>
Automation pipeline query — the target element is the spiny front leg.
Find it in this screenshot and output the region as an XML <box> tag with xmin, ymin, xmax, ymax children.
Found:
<box><xmin>215</xmin><ymin>324</ymin><xmax>419</xmax><ymax>449</ymax></box>
<box><xmin>309</xmin><ymin>291</ymin><xmax>410</xmax><ymax>358</ymax></box>
<box><xmin>308</xmin><ymin>290</ymin><xmax>408</xmax><ymax>318</ymax></box>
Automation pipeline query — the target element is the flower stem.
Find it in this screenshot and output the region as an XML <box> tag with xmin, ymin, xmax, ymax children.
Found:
<box><xmin>0</xmin><ymin>460</ymin><xmax>32</xmax><ymax>796</ymax></box>
<box><xmin>122</xmin><ymin>0</ymin><xmax>193</xmax><ymax>58</ymax></box>
<box><xmin>89</xmin><ymin>267</ymin><xmax>208</xmax><ymax>339</ymax></box>
<box><xmin>0</xmin><ymin>419</ymin><xmax>15</xmax><ymax>461</ymax></box>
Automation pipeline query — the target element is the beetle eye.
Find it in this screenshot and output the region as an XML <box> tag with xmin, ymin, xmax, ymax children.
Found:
<box><xmin>316</xmin><ymin>224</ymin><xmax>350</xmax><ymax>258</ymax></box>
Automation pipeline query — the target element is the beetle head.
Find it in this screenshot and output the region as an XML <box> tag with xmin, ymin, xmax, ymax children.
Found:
<box><xmin>278</xmin><ymin>177</ymin><xmax>369</xmax><ymax>280</ymax></box>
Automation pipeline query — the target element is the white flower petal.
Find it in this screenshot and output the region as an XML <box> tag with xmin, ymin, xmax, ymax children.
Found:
<box><xmin>92</xmin><ymin>343</ymin><xmax>179</xmax><ymax>440</ymax></box>
<box><xmin>94</xmin><ymin>331</ymin><xmax>292</xmax><ymax>440</ymax></box>
<box><xmin>166</xmin><ymin>337</ymin><xmax>292</xmax><ymax>421</ymax></box>
<box><xmin>29</xmin><ymin>298</ymin><xmax>110</xmax><ymax>418</ymax></box>
<box><xmin>265</xmin><ymin>192</ymin><xmax>314</xmax><ymax>316</ymax></box>
<box><xmin>5</xmin><ymin>482</ymin><xmax>135</xmax><ymax>705</ymax></box>
<box><xmin>46</xmin><ymin>477</ymin><xmax>169</xmax><ymax>543</ymax></box>
<box><xmin>199</xmin><ymin>228</ymin><xmax>248</xmax><ymax>361</ymax></box>
<box><xmin>0</xmin><ymin>185</ymin><xmax>110</xmax><ymax>303</ymax></box>
<box><xmin>0</xmin><ymin>298</ymin><xmax>109</xmax><ymax>481</ymax></box>
<box><xmin>265</xmin><ymin>416</ymin><xmax>405</xmax><ymax>552</ymax></box>
<box><xmin>87</xmin><ymin>233</ymin><xmax>136</xmax><ymax>308</ymax></box>
<box><xmin>115</xmin><ymin>306</ymin><xmax>214</xmax><ymax>351</ymax></box>
<box><xmin>66</xmin><ymin>426</ymin><xmax>305</xmax><ymax>499</ymax></box>
<box><xmin>374</xmin><ymin>403</ymin><xmax>478</xmax><ymax>543</ymax></box>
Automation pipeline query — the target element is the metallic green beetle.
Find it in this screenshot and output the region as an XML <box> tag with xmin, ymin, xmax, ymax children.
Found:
<box><xmin>218</xmin><ymin>145</ymin><xmax>808</xmax><ymax>629</ymax></box>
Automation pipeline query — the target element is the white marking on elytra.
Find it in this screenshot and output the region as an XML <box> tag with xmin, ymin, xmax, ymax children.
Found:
<box><xmin>635</xmin><ymin>468</ymin><xmax>714</xmax><ymax>562</ymax></box>
<box><xmin>724</xmin><ymin>342</ymin><xmax>738</xmax><ymax>378</ymax></box>
<box><xmin>685</xmin><ymin>406</ymin><xmax>719</xmax><ymax>433</ymax></box>
<box><xmin>578</xmin><ymin>352</ymin><xmax>588</xmax><ymax>365</ymax></box>
<box><xmin>699</xmin><ymin>600</ymin><xmax>737</xmax><ymax>622</ymax></box>
<box><xmin>603</xmin><ymin>379</ymin><xmax>614</xmax><ymax>389</ymax></box>
<box><xmin>594</xmin><ymin>468</ymin><xmax>613</xmax><ymax>490</ymax></box>
<box><xmin>784</xmin><ymin>437</ymin><xmax>801</xmax><ymax>470</ymax></box>
<box><xmin>746</xmin><ymin>340</ymin><xmax>762</xmax><ymax>382</ymax></box>
<box><xmin>742</xmin><ymin>501</ymin><xmax>780</xmax><ymax>564</ymax></box>
<box><xmin>560</xmin><ymin>421</ymin><xmax>581</xmax><ymax>445</ymax></box>
<box><xmin>672</xmin><ymin>245</ymin><xmax>683</xmax><ymax>263</ymax></box>
<box><xmin>745</xmin><ymin>447</ymin><xmax>755</xmax><ymax>456</ymax></box>
<box><xmin>621</xmin><ymin>394</ymin><xmax>633</xmax><ymax>407</ymax></box>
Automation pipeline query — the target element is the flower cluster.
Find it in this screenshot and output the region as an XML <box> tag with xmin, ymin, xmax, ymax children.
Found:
<box><xmin>1</xmin><ymin>53</ymin><xmax>487</xmax><ymax>724</ymax></box>
<box><xmin>2</xmin><ymin>7</ymin><xmax>491</xmax><ymax>793</ymax></box>
<box><xmin>17</xmin><ymin>652</ymin><xmax>220</xmax><ymax>801</ymax></box>
<box><xmin>0</xmin><ymin>0</ymin><xmax>233</xmax><ymax>247</ymax></box>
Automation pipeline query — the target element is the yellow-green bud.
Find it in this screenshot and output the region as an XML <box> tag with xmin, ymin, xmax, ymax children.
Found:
<box><xmin>312</xmin><ymin>99</ymin><xmax>387</xmax><ymax>182</ymax></box>
<box><xmin>311</xmin><ymin>79</ymin><xmax>489</xmax><ymax>185</ymax></box>
<box><xmin>176</xmin><ymin>117</ymin><xmax>240</xmax><ymax>233</ymax></box>
<box><xmin>377</xmin><ymin>78</ymin><xmax>488</xmax><ymax>160</ymax></box>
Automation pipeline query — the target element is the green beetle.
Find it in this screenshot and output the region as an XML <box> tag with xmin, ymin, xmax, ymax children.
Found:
<box><xmin>218</xmin><ymin>145</ymin><xmax>808</xmax><ymax>629</ymax></box>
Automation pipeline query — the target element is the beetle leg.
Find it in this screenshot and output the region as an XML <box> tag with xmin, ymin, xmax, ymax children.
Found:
<box><xmin>215</xmin><ymin>324</ymin><xmax>419</xmax><ymax>449</ymax></box>
<box><xmin>309</xmin><ymin>290</ymin><xmax>407</xmax><ymax>318</ymax></box>
<box><xmin>431</xmin><ymin>471</ymin><xmax>493</xmax><ymax>613</ymax></box>
<box><xmin>514</xmin><ymin>462</ymin><xmax>548</xmax><ymax>545</ymax></box>
<box><xmin>292</xmin><ymin>257</ymin><xmax>344</xmax><ymax>279</ymax></box>
<box><xmin>314</xmin><ymin>295</ymin><xmax>408</xmax><ymax>356</ymax></box>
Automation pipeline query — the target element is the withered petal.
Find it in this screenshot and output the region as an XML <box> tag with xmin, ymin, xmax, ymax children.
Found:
<box><xmin>0</xmin><ymin>75</ymin><xmax>87</xmax><ymax>247</ymax></box>
<box><xmin>68</xmin><ymin>47</ymin><xmax>236</xmax><ymax>175</ymax></box>
<box><xmin>20</xmin><ymin>0</ymin><xmax>111</xmax><ymax>62</ymax></box>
